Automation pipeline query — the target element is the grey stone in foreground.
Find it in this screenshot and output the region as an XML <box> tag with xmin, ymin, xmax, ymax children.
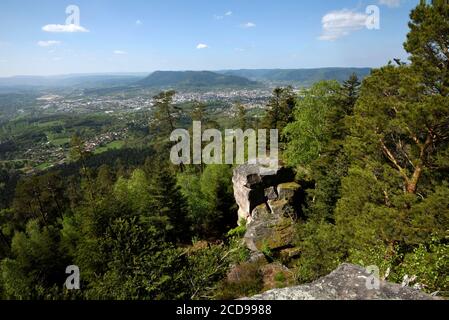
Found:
<box><xmin>243</xmin><ymin>264</ymin><xmax>440</xmax><ymax>300</ymax></box>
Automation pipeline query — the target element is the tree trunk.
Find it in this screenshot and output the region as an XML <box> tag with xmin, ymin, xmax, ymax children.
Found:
<box><xmin>406</xmin><ymin>165</ymin><xmax>423</xmax><ymax>194</ymax></box>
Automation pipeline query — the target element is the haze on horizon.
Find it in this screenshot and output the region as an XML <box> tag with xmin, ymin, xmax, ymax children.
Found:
<box><xmin>0</xmin><ymin>0</ymin><xmax>419</xmax><ymax>77</ymax></box>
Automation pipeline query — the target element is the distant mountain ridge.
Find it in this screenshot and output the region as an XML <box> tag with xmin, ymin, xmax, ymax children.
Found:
<box><xmin>218</xmin><ymin>68</ymin><xmax>371</xmax><ymax>85</ymax></box>
<box><xmin>137</xmin><ymin>71</ymin><xmax>258</xmax><ymax>88</ymax></box>
<box><xmin>0</xmin><ymin>74</ymin><xmax>146</xmax><ymax>89</ymax></box>
<box><xmin>0</xmin><ymin>68</ymin><xmax>372</xmax><ymax>91</ymax></box>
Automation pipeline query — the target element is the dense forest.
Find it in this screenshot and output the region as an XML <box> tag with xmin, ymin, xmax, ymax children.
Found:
<box><xmin>0</xmin><ymin>1</ymin><xmax>448</xmax><ymax>299</ymax></box>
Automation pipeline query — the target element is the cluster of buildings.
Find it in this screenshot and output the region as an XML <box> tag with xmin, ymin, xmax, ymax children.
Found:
<box><xmin>173</xmin><ymin>88</ymin><xmax>272</xmax><ymax>109</ymax></box>
<box><xmin>22</xmin><ymin>128</ymin><xmax>128</xmax><ymax>173</ymax></box>
<box><xmin>38</xmin><ymin>96</ymin><xmax>153</xmax><ymax>114</ymax></box>
<box><xmin>35</xmin><ymin>88</ymin><xmax>273</xmax><ymax>115</ymax></box>
<box><xmin>83</xmin><ymin>129</ymin><xmax>128</xmax><ymax>152</ymax></box>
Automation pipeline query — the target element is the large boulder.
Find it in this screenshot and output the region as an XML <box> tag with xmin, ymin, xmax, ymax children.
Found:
<box><xmin>232</xmin><ymin>164</ymin><xmax>295</xmax><ymax>223</ymax></box>
<box><xmin>232</xmin><ymin>163</ymin><xmax>299</xmax><ymax>253</ymax></box>
<box><xmin>244</xmin><ymin>207</ymin><xmax>295</xmax><ymax>252</ymax></box>
<box><xmin>243</xmin><ymin>264</ymin><xmax>440</xmax><ymax>300</ymax></box>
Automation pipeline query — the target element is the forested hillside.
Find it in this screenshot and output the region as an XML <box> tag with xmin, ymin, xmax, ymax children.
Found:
<box><xmin>220</xmin><ymin>68</ymin><xmax>371</xmax><ymax>85</ymax></box>
<box><xmin>138</xmin><ymin>71</ymin><xmax>259</xmax><ymax>89</ymax></box>
<box><xmin>0</xmin><ymin>1</ymin><xmax>447</xmax><ymax>300</ymax></box>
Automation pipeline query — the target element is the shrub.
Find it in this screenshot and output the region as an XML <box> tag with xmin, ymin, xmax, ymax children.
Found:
<box><xmin>215</xmin><ymin>262</ymin><xmax>264</xmax><ymax>299</ymax></box>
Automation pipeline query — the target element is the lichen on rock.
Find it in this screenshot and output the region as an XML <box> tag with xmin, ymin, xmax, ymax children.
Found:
<box><xmin>243</xmin><ymin>264</ymin><xmax>440</xmax><ymax>300</ymax></box>
<box><xmin>232</xmin><ymin>163</ymin><xmax>299</xmax><ymax>254</ymax></box>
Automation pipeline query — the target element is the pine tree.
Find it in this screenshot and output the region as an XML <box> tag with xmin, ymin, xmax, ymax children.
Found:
<box><xmin>262</xmin><ymin>86</ymin><xmax>296</xmax><ymax>133</ymax></box>
<box><xmin>147</xmin><ymin>160</ymin><xmax>190</xmax><ymax>243</ymax></box>
<box><xmin>150</xmin><ymin>90</ymin><xmax>182</xmax><ymax>137</ymax></box>
<box><xmin>70</xmin><ymin>134</ymin><xmax>94</xmax><ymax>201</ymax></box>
<box><xmin>333</xmin><ymin>0</ymin><xmax>449</xmax><ymax>283</ymax></box>
<box><xmin>190</xmin><ymin>100</ymin><xmax>208</xmax><ymax>123</ymax></box>
<box><xmin>309</xmin><ymin>75</ymin><xmax>361</xmax><ymax>221</ymax></box>
<box><xmin>405</xmin><ymin>0</ymin><xmax>449</xmax><ymax>96</ymax></box>
<box><xmin>235</xmin><ymin>103</ymin><xmax>247</xmax><ymax>130</ymax></box>
<box><xmin>150</xmin><ymin>90</ymin><xmax>185</xmax><ymax>171</ymax></box>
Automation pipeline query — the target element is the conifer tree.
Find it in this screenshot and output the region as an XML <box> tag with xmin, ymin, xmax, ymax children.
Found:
<box><xmin>147</xmin><ymin>160</ymin><xmax>190</xmax><ymax>243</ymax></box>
<box><xmin>334</xmin><ymin>0</ymin><xmax>449</xmax><ymax>276</ymax></box>
<box><xmin>262</xmin><ymin>86</ymin><xmax>296</xmax><ymax>133</ymax></box>
<box><xmin>235</xmin><ymin>103</ymin><xmax>247</xmax><ymax>130</ymax></box>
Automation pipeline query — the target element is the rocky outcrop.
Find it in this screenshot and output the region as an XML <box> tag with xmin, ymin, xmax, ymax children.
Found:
<box><xmin>244</xmin><ymin>264</ymin><xmax>440</xmax><ymax>300</ymax></box>
<box><xmin>232</xmin><ymin>164</ymin><xmax>300</xmax><ymax>253</ymax></box>
<box><xmin>232</xmin><ymin>165</ymin><xmax>439</xmax><ymax>300</ymax></box>
<box><xmin>232</xmin><ymin>164</ymin><xmax>295</xmax><ymax>223</ymax></box>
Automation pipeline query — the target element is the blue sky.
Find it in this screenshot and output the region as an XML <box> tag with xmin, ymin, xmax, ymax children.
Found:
<box><xmin>0</xmin><ymin>0</ymin><xmax>419</xmax><ymax>76</ymax></box>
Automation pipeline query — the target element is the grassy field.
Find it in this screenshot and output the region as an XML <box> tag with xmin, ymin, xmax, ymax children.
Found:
<box><xmin>37</xmin><ymin>120</ymin><xmax>65</xmax><ymax>128</ymax></box>
<box><xmin>94</xmin><ymin>140</ymin><xmax>125</xmax><ymax>154</ymax></box>
<box><xmin>35</xmin><ymin>162</ymin><xmax>52</xmax><ymax>170</ymax></box>
<box><xmin>49</xmin><ymin>136</ymin><xmax>70</xmax><ymax>146</ymax></box>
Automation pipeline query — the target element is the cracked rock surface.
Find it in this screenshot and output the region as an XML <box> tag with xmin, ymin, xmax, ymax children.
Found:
<box><xmin>243</xmin><ymin>264</ymin><xmax>440</xmax><ymax>300</ymax></box>
<box><xmin>232</xmin><ymin>164</ymin><xmax>299</xmax><ymax>253</ymax></box>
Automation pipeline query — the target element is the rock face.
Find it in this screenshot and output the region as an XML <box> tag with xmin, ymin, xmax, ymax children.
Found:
<box><xmin>244</xmin><ymin>264</ymin><xmax>439</xmax><ymax>300</ymax></box>
<box><xmin>232</xmin><ymin>164</ymin><xmax>300</xmax><ymax>253</ymax></box>
<box><xmin>232</xmin><ymin>166</ymin><xmax>438</xmax><ymax>300</ymax></box>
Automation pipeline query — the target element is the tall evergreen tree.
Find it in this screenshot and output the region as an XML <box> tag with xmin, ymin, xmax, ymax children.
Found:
<box><xmin>190</xmin><ymin>100</ymin><xmax>208</xmax><ymax>123</ymax></box>
<box><xmin>405</xmin><ymin>0</ymin><xmax>449</xmax><ymax>96</ymax></box>
<box><xmin>262</xmin><ymin>86</ymin><xmax>296</xmax><ymax>134</ymax></box>
<box><xmin>333</xmin><ymin>0</ymin><xmax>449</xmax><ymax>287</ymax></box>
<box><xmin>150</xmin><ymin>90</ymin><xmax>182</xmax><ymax>137</ymax></box>
<box><xmin>150</xmin><ymin>90</ymin><xmax>186</xmax><ymax>171</ymax></box>
<box><xmin>235</xmin><ymin>103</ymin><xmax>247</xmax><ymax>130</ymax></box>
<box><xmin>146</xmin><ymin>160</ymin><xmax>190</xmax><ymax>243</ymax></box>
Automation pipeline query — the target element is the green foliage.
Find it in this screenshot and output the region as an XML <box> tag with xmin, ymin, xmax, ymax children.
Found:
<box><xmin>262</xmin><ymin>86</ymin><xmax>296</xmax><ymax>134</ymax></box>
<box><xmin>284</xmin><ymin>81</ymin><xmax>341</xmax><ymax>168</ymax></box>
<box><xmin>113</xmin><ymin>169</ymin><xmax>151</xmax><ymax>215</ymax></box>
<box><xmin>285</xmin><ymin>76</ymin><xmax>360</xmax><ymax>222</ymax></box>
<box><xmin>222</xmin><ymin>68</ymin><xmax>371</xmax><ymax>85</ymax></box>
<box><xmin>145</xmin><ymin>161</ymin><xmax>191</xmax><ymax>243</ymax></box>
<box><xmin>178</xmin><ymin>164</ymin><xmax>236</xmax><ymax>239</ymax></box>
<box><xmin>0</xmin><ymin>219</ymin><xmax>70</xmax><ymax>299</ymax></box>
<box><xmin>260</xmin><ymin>241</ymin><xmax>273</xmax><ymax>259</ymax></box>
<box><xmin>1</xmin><ymin>1</ymin><xmax>449</xmax><ymax>300</ymax></box>
<box><xmin>405</xmin><ymin>0</ymin><xmax>449</xmax><ymax>97</ymax></box>
<box><xmin>84</xmin><ymin>217</ymin><xmax>188</xmax><ymax>300</ymax></box>
<box><xmin>185</xmin><ymin>242</ymin><xmax>232</xmax><ymax>300</ymax></box>
<box><xmin>293</xmin><ymin>220</ymin><xmax>344</xmax><ymax>283</ymax></box>
<box><xmin>235</xmin><ymin>103</ymin><xmax>247</xmax><ymax>130</ymax></box>
<box><xmin>288</xmin><ymin>2</ymin><xmax>449</xmax><ymax>295</ymax></box>
<box><xmin>274</xmin><ymin>271</ymin><xmax>286</xmax><ymax>285</ymax></box>
<box><xmin>139</xmin><ymin>71</ymin><xmax>257</xmax><ymax>89</ymax></box>
<box><xmin>215</xmin><ymin>262</ymin><xmax>264</xmax><ymax>300</ymax></box>
<box><xmin>150</xmin><ymin>90</ymin><xmax>183</xmax><ymax>152</ymax></box>
<box><xmin>227</xmin><ymin>224</ymin><xmax>246</xmax><ymax>239</ymax></box>
<box><xmin>398</xmin><ymin>237</ymin><xmax>449</xmax><ymax>296</ymax></box>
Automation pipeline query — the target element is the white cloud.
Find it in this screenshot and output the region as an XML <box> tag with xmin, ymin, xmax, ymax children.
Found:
<box><xmin>379</xmin><ymin>0</ymin><xmax>401</xmax><ymax>8</ymax></box>
<box><xmin>196</xmin><ymin>43</ymin><xmax>208</xmax><ymax>49</ymax></box>
<box><xmin>42</xmin><ymin>24</ymin><xmax>89</xmax><ymax>33</ymax></box>
<box><xmin>136</xmin><ymin>20</ymin><xmax>143</xmax><ymax>25</ymax></box>
<box><xmin>113</xmin><ymin>50</ymin><xmax>127</xmax><ymax>55</ymax></box>
<box><xmin>37</xmin><ymin>40</ymin><xmax>61</xmax><ymax>47</ymax></box>
<box><xmin>215</xmin><ymin>11</ymin><xmax>233</xmax><ymax>20</ymax></box>
<box><xmin>242</xmin><ymin>22</ymin><xmax>256</xmax><ymax>28</ymax></box>
<box><xmin>319</xmin><ymin>9</ymin><xmax>368</xmax><ymax>41</ymax></box>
